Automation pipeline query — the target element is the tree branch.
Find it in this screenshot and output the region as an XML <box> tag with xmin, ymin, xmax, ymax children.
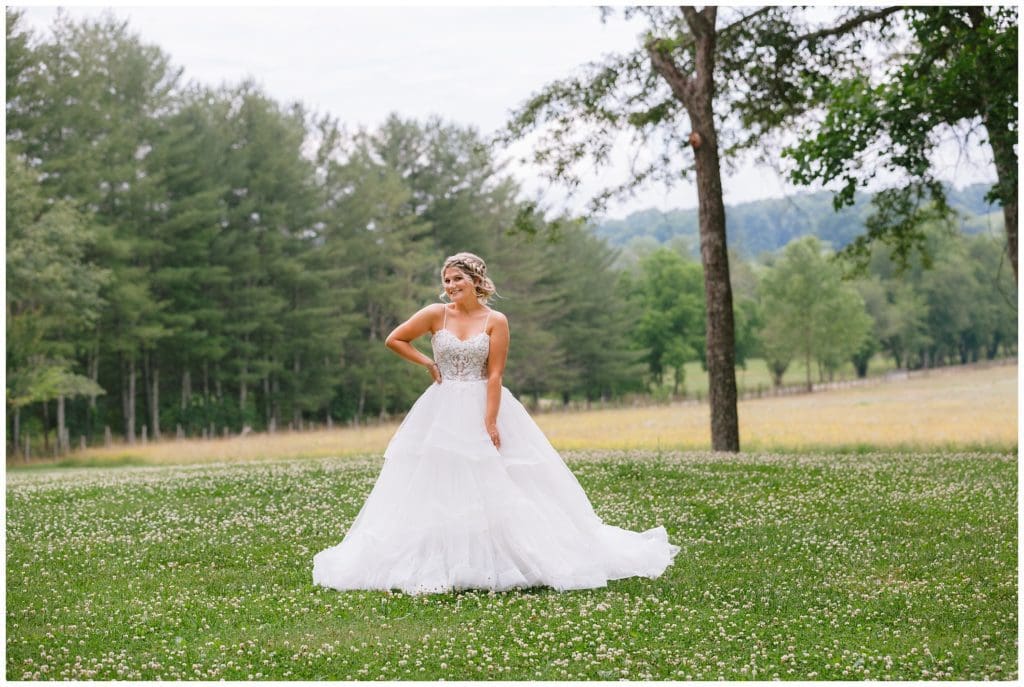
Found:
<box><xmin>719</xmin><ymin>6</ymin><xmax>773</xmax><ymax>37</ymax></box>
<box><xmin>646</xmin><ymin>38</ymin><xmax>695</xmax><ymax>111</ymax></box>
<box><xmin>668</xmin><ymin>7</ymin><xmax>774</xmax><ymax>57</ymax></box>
<box><xmin>680</xmin><ymin>6</ymin><xmax>718</xmax><ymax>94</ymax></box>
<box><xmin>794</xmin><ymin>6</ymin><xmax>903</xmax><ymax>44</ymax></box>
<box><xmin>680</xmin><ymin>6</ymin><xmax>706</xmax><ymax>37</ymax></box>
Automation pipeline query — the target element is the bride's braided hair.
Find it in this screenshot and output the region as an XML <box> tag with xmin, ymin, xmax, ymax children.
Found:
<box><xmin>440</xmin><ymin>252</ymin><xmax>498</xmax><ymax>304</ymax></box>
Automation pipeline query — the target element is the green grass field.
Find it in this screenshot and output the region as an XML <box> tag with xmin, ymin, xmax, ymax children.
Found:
<box><xmin>6</xmin><ymin>449</ymin><xmax>1017</xmax><ymax>680</ymax></box>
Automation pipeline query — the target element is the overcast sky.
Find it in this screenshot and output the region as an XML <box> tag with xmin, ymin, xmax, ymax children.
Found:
<box><xmin>15</xmin><ymin>3</ymin><xmax>998</xmax><ymax>220</ymax></box>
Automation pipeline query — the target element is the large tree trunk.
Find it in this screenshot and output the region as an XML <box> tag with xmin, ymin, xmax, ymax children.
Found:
<box><xmin>692</xmin><ymin>122</ymin><xmax>740</xmax><ymax>450</ymax></box>
<box><xmin>985</xmin><ymin>116</ymin><xmax>1018</xmax><ymax>283</ymax></box>
<box><xmin>1000</xmin><ymin>197</ymin><xmax>1017</xmax><ymax>283</ymax></box>
<box><xmin>648</xmin><ymin>6</ymin><xmax>740</xmax><ymax>451</ymax></box>
<box><xmin>968</xmin><ymin>5</ymin><xmax>1018</xmax><ymax>283</ymax></box>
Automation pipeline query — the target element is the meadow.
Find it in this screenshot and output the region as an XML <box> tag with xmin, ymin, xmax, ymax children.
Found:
<box><xmin>6</xmin><ymin>449</ymin><xmax>1017</xmax><ymax>680</ymax></box>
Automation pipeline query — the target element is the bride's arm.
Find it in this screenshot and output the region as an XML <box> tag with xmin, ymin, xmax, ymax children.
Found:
<box><xmin>385</xmin><ymin>304</ymin><xmax>443</xmax><ymax>383</ymax></box>
<box><xmin>485</xmin><ymin>313</ymin><xmax>510</xmax><ymax>448</ymax></box>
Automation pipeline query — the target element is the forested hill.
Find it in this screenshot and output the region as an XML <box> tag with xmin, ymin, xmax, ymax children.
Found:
<box><xmin>592</xmin><ymin>182</ymin><xmax>1003</xmax><ymax>258</ymax></box>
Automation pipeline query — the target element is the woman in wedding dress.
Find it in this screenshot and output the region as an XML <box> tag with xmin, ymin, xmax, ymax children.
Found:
<box><xmin>312</xmin><ymin>252</ymin><xmax>679</xmax><ymax>594</ymax></box>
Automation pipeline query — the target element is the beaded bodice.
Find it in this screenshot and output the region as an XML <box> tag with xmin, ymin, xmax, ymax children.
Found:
<box><xmin>431</xmin><ymin>328</ymin><xmax>490</xmax><ymax>381</ymax></box>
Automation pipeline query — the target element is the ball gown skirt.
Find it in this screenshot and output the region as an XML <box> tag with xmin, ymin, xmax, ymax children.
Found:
<box><xmin>312</xmin><ymin>327</ymin><xmax>680</xmax><ymax>595</ymax></box>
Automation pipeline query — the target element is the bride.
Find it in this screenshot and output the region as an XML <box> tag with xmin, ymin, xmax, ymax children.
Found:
<box><xmin>313</xmin><ymin>252</ymin><xmax>680</xmax><ymax>594</ymax></box>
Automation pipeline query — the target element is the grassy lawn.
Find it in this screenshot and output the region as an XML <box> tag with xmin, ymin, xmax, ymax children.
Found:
<box><xmin>6</xmin><ymin>449</ymin><xmax>1017</xmax><ymax>680</ymax></box>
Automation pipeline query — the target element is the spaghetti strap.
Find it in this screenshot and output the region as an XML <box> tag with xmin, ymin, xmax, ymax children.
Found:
<box><xmin>442</xmin><ymin>305</ymin><xmax>448</xmax><ymax>331</ymax></box>
<box><xmin>482</xmin><ymin>308</ymin><xmax>491</xmax><ymax>335</ymax></box>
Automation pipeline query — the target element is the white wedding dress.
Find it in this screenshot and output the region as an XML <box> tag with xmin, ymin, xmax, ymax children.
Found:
<box><xmin>312</xmin><ymin>309</ymin><xmax>680</xmax><ymax>594</ymax></box>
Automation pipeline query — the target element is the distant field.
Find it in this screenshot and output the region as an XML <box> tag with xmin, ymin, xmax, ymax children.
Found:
<box><xmin>541</xmin><ymin>361</ymin><xmax>1017</xmax><ymax>453</ymax></box>
<box><xmin>17</xmin><ymin>361</ymin><xmax>1015</xmax><ymax>470</ymax></box>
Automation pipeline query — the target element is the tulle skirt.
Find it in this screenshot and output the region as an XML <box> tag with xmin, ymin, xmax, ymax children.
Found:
<box><xmin>312</xmin><ymin>379</ymin><xmax>680</xmax><ymax>595</ymax></box>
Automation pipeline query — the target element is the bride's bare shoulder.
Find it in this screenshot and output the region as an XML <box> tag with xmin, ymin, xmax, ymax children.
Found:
<box><xmin>487</xmin><ymin>308</ymin><xmax>509</xmax><ymax>327</ymax></box>
<box><xmin>413</xmin><ymin>303</ymin><xmax>445</xmax><ymax>315</ymax></box>
<box><xmin>426</xmin><ymin>302</ymin><xmax>447</xmax><ymax>323</ymax></box>
<box><xmin>411</xmin><ymin>302</ymin><xmax>446</xmax><ymax>326</ymax></box>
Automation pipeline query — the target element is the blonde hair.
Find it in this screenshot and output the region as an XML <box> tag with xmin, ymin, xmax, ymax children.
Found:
<box><xmin>440</xmin><ymin>252</ymin><xmax>498</xmax><ymax>303</ymax></box>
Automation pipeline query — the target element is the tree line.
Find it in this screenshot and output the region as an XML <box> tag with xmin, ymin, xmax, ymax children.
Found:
<box><xmin>6</xmin><ymin>11</ymin><xmax>645</xmax><ymax>456</ymax></box>
<box><xmin>6</xmin><ymin>10</ymin><xmax>1017</xmax><ymax>458</ymax></box>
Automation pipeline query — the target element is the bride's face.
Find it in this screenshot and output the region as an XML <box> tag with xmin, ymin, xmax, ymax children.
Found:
<box><xmin>443</xmin><ymin>267</ymin><xmax>478</xmax><ymax>305</ymax></box>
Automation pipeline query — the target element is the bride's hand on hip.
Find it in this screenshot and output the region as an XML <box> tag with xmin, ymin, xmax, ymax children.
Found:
<box><xmin>428</xmin><ymin>362</ymin><xmax>442</xmax><ymax>384</ymax></box>
<box><xmin>486</xmin><ymin>422</ymin><xmax>500</xmax><ymax>449</ymax></box>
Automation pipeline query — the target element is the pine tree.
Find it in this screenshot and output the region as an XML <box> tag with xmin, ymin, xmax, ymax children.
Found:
<box><xmin>6</xmin><ymin>150</ymin><xmax>107</xmax><ymax>455</ymax></box>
